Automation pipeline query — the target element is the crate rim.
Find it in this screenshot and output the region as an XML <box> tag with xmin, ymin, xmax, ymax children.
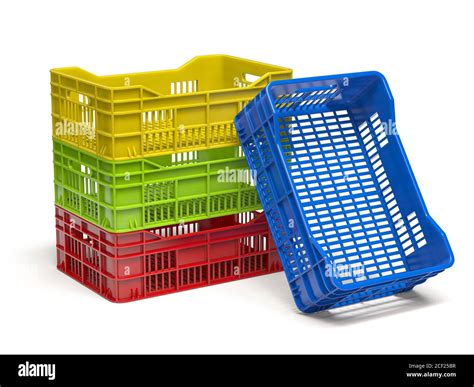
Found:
<box><xmin>50</xmin><ymin>54</ymin><xmax>292</xmax><ymax>96</ymax></box>
<box><xmin>53</xmin><ymin>138</ymin><xmax>248</xmax><ymax>172</ymax></box>
<box><xmin>56</xmin><ymin>205</ymin><xmax>266</xmax><ymax>241</ymax></box>
<box><xmin>263</xmin><ymin>71</ymin><xmax>392</xmax><ymax>103</ymax></box>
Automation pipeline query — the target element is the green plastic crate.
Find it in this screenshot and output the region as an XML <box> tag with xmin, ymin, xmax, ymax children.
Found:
<box><xmin>53</xmin><ymin>140</ymin><xmax>261</xmax><ymax>232</ymax></box>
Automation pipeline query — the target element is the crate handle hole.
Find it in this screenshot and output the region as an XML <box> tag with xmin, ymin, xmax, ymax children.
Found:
<box><xmin>243</xmin><ymin>73</ymin><xmax>260</xmax><ymax>84</ymax></box>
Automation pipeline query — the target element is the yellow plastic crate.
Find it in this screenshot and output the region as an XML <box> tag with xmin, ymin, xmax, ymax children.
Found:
<box><xmin>51</xmin><ymin>55</ymin><xmax>292</xmax><ymax>160</ymax></box>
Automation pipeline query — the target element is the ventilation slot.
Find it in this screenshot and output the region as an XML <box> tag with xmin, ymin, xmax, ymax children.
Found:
<box><xmin>170</xmin><ymin>80</ymin><xmax>198</xmax><ymax>95</ymax></box>
<box><xmin>142</xmin><ymin>109</ymin><xmax>174</xmax><ymax>131</ymax></box>
<box><xmin>80</xmin><ymin>164</ymin><xmax>98</xmax><ymax>197</ymax></box>
<box><xmin>370</xmin><ymin>112</ymin><xmax>389</xmax><ymax>148</ymax></box>
<box><xmin>274</xmin><ymin>86</ymin><xmax>341</xmax><ymax>112</ymax></box>
<box><xmin>171</xmin><ymin>151</ymin><xmax>198</xmax><ymax>164</ymax></box>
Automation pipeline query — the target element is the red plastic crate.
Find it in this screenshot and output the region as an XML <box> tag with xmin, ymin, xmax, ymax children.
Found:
<box><xmin>55</xmin><ymin>206</ymin><xmax>282</xmax><ymax>302</ymax></box>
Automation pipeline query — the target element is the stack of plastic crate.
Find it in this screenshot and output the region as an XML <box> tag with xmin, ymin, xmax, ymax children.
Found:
<box><xmin>51</xmin><ymin>55</ymin><xmax>293</xmax><ymax>302</ymax></box>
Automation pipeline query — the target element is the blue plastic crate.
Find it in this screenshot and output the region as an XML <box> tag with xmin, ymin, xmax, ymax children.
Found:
<box><xmin>235</xmin><ymin>72</ymin><xmax>454</xmax><ymax>313</ymax></box>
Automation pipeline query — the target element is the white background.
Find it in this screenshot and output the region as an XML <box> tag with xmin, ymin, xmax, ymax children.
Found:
<box><xmin>0</xmin><ymin>0</ymin><xmax>472</xmax><ymax>354</ymax></box>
